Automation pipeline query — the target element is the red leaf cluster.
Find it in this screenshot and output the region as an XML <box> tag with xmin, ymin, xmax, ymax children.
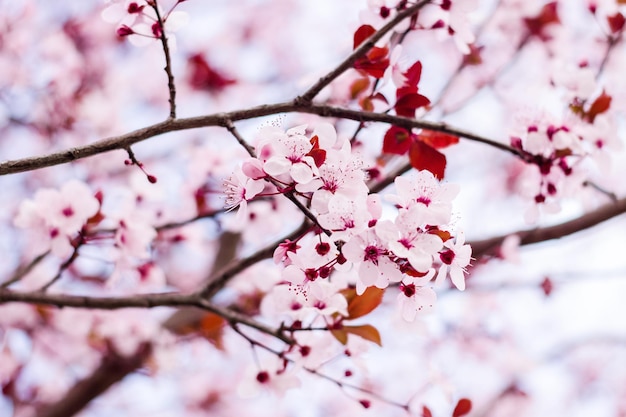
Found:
<box><xmin>188</xmin><ymin>53</ymin><xmax>236</xmax><ymax>93</ymax></box>
<box><xmin>394</xmin><ymin>61</ymin><xmax>430</xmax><ymax>117</ymax></box>
<box><xmin>524</xmin><ymin>2</ymin><xmax>560</xmax><ymax>38</ymax></box>
<box><xmin>382</xmin><ymin>125</ymin><xmax>458</xmax><ymax>179</ymax></box>
<box><xmin>353</xmin><ymin>25</ymin><xmax>390</xmax><ymax>78</ymax></box>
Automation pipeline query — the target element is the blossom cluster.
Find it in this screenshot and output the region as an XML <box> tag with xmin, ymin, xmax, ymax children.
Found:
<box><xmin>225</xmin><ymin>123</ymin><xmax>471</xmax><ymax>322</ymax></box>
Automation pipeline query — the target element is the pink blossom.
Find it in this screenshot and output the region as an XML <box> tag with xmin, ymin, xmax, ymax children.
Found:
<box><xmin>343</xmin><ymin>229</ymin><xmax>402</xmax><ymax>294</ymax></box>
<box><xmin>223</xmin><ymin>169</ymin><xmax>265</xmax><ymax>221</ymax></box>
<box><xmin>397</xmin><ymin>274</ymin><xmax>436</xmax><ymax>322</ymax></box>
<box><xmin>435</xmin><ymin>231</ymin><xmax>472</xmax><ymax>290</ymax></box>
<box><xmin>238</xmin><ymin>358</ymin><xmax>301</xmax><ymax>398</ymax></box>
<box><xmin>257</xmin><ymin>124</ymin><xmax>317</xmax><ymax>185</ymax></box>
<box><xmin>375</xmin><ymin>209</ymin><xmax>443</xmax><ymax>273</ymax></box>
<box><xmin>387</xmin><ymin>171</ymin><xmax>460</xmax><ymax>225</ymax></box>
<box><xmin>14</xmin><ymin>180</ymin><xmax>99</xmax><ymax>257</ymax></box>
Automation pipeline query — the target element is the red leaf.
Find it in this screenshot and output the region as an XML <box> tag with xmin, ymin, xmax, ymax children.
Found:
<box><xmin>371</xmin><ymin>92</ymin><xmax>389</xmax><ymax>104</ymax></box>
<box><xmin>396</xmin><ymin>85</ymin><xmax>418</xmax><ymax>98</ymax></box>
<box><xmin>418</xmin><ymin>129</ymin><xmax>459</xmax><ymax>149</ymax></box>
<box><xmin>354</xmin><ymin>46</ymin><xmax>390</xmax><ymax>78</ymax></box>
<box><xmin>422</xmin><ymin>406</ymin><xmax>433</xmax><ymax>417</ymax></box>
<box><xmin>353</xmin><ymin>24</ymin><xmax>376</xmax><ymax>49</ymax></box>
<box><xmin>452</xmin><ymin>398</ymin><xmax>472</xmax><ymax>417</ymax></box>
<box><xmin>188</xmin><ymin>54</ymin><xmax>235</xmax><ymax>92</ymax></box>
<box><xmin>524</xmin><ymin>2</ymin><xmax>559</xmax><ymax>37</ymax></box>
<box><xmin>607</xmin><ymin>12</ymin><xmax>626</xmax><ymax>34</ymax></box>
<box><xmin>586</xmin><ymin>90</ymin><xmax>612</xmax><ymax>123</ymax></box>
<box><xmin>409</xmin><ymin>140</ymin><xmax>446</xmax><ymax>179</ymax></box>
<box><xmin>307</xmin><ymin>135</ymin><xmax>327</xmax><ymax>167</ymax></box>
<box><xmin>403</xmin><ymin>61</ymin><xmax>423</xmax><ymax>87</ymax></box>
<box><xmin>395</xmin><ymin>93</ymin><xmax>430</xmax><ymax>117</ymax></box>
<box><xmin>383</xmin><ymin>126</ymin><xmax>412</xmax><ymax>155</ymax></box>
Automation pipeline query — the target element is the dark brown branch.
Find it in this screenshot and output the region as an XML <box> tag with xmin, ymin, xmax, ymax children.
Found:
<box><xmin>469</xmin><ymin>196</ymin><xmax>626</xmax><ymax>258</ymax></box>
<box><xmin>298</xmin><ymin>0</ymin><xmax>432</xmax><ymax>103</ymax></box>
<box><xmin>36</xmin><ymin>343</ymin><xmax>152</xmax><ymax>417</ymax></box>
<box><xmin>199</xmin><ymin>220</ymin><xmax>310</xmax><ymax>298</ymax></box>
<box><xmin>0</xmin><ymin>102</ymin><xmax>521</xmax><ymax>176</ymax></box>
<box><xmin>1</xmin><ymin>250</ymin><xmax>50</xmax><ymax>288</ymax></box>
<box><xmin>151</xmin><ymin>0</ymin><xmax>177</xmax><ymax>119</ymax></box>
<box><xmin>40</xmin><ymin>235</ymin><xmax>85</xmax><ymax>291</ymax></box>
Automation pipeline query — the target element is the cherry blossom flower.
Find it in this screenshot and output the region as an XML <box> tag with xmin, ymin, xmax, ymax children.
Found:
<box><xmin>238</xmin><ymin>358</ymin><xmax>301</xmax><ymax>398</ymax></box>
<box><xmin>435</xmin><ymin>231</ymin><xmax>471</xmax><ymax>290</ymax></box>
<box><xmin>257</xmin><ymin>124</ymin><xmax>318</xmax><ymax>185</ymax></box>
<box><xmin>14</xmin><ymin>180</ymin><xmax>99</xmax><ymax>257</ymax></box>
<box><xmin>387</xmin><ymin>171</ymin><xmax>460</xmax><ymax>225</ymax></box>
<box><xmin>397</xmin><ymin>274</ymin><xmax>436</xmax><ymax>322</ymax></box>
<box><xmin>342</xmin><ymin>228</ymin><xmax>402</xmax><ymax>294</ymax></box>
<box><xmin>223</xmin><ymin>168</ymin><xmax>265</xmax><ymax>221</ymax></box>
<box><xmin>317</xmin><ymin>194</ymin><xmax>370</xmax><ymax>239</ymax></box>
<box><xmin>375</xmin><ymin>209</ymin><xmax>443</xmax><ymax>273</ymax></box>
<box><xmin>101</xmin><ymin>0</ymin><xmax>189</xmax><ymax>48</ymax></box>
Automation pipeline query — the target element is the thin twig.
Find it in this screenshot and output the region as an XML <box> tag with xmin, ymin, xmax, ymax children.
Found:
<box><xmin>298</xmin><ymin>0</ymin><xmax>432</xmax><ymax>103</ymax></box>
<box><xmin>1</xmin><ymin>251</ymin><xmax>50</xmax><ymax>288</ymax></box>
<box><xmin>223</xmin><ymin>119</ymin><xmax>256</xmax><ymax>157</ymax></box>
<box><xmin>39</xmin><ymin>234</ymin><xmax>85</xmax><ymax>292</ymax></box>
<box><xmin>151</xmin><ymin>0</ymin><xmax>177</xmax><ymax>119</ymax></box>
<box><xmin>199</xmin><ymin>220</ymin><xmax>310</xmax><ymax>298</ymax></box>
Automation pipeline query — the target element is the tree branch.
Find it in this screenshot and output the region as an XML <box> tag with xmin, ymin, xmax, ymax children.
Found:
<box><xmin>0</xmin><ymin>102</ymin><xmax>521</xmax><ymax>176</ymax></box>
<box><xmin>35</xmin><ymin>343</ymin><xmax>152</xmax><ymax>417</ymax></box>
<box><xmin>151</xmin><ymin>0</ymin><xmax>177</xmax><ymax>119</ymax></box>
<box><xmin>297</xmin><ymin>0</ymin><xmax>432</xmax><ymax>103</ymax></box>
<box><xmin>469</xmin><ymin>197</ymin><xmax>626</xmax><ymax>258</ymax></box>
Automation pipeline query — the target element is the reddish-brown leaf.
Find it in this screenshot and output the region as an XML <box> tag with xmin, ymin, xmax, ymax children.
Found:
<box><xmin>426</xmin><ymin>225</ymin><xmax>452</xmax><ymax>242</ymax></box>
<box><xmin>330</xmin><ymin>328</ymin><xmax>348</xmax><ymax>345</ymax></box>
<box><xmin>343</xmin><ymin>324</ymin><xmax>382</xmax><ymax>346</ymax></box>
<box><xmin>418</xmin><ymin>129</ymin><xmax>459</xmax><ymax>149</ymax></box>
<box><xmin>462</xmin><ymin>43</ymin><xmax>484</xmax><ymax>66</ymax></box>
<box><xmin>382</xmin><ymin>126</ymin><xmax>412</xmax><ymax>155</ymax></box>
<box><xmin>409</xmin><ymin>140</ymin><xmax>447</xmax><ymax>179</ymax></box>
<box><xmin>359</xmin><ymin>96</ymin><xmax>374</xmax><ymax>112</ymax></box>
<box><xmin>586</xmin><ymin>90</ymin><xmax>612</xmax><ymax>123</ymax></box>
<box><xmin>607</xmin><ymin>12</ymin><xmax>626</xmax><ymax>33</ymax></box>
<box><xmin>524</xmin><ymin>2</ymin><xmax>559</xmax><ymax>37</ymax></box>
<box><xmin>353</xmin><ymin>24</ymin><xmax>376</xmax><ymax>49</ymax></box>
<box><xmin>346</xmin><ymin>286</ymin><xmax>385</xmax><ymax>319</ymax></box>
<box><xmin>452</xmin><ymin>398</ymin><xmax>472</xmax><ymax>417</ymax></box>
<box><xmin>350</xmin><ymin>77</ymin><xmax>370</xmax><ymax>99</ymax></box>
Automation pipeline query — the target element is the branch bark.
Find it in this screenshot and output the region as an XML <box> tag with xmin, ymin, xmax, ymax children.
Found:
<box><xmin>470</xmin><ymin>197</ymin><xmax>626</xmax><ymax>258</ymax></box>
<box><xmin>0</xmin><ymin>102</ymin><xmax>521</xmax><ymax>176</ymax></box>
<box><xmin>36</xmin><ymin>343</ymin><xmax>152</xmax><ymax>417</ymax></box>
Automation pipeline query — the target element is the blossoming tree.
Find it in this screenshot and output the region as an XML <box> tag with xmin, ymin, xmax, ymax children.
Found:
<box><xmin>1</xmin><ymin>0</ymin><xmax>626</xmax><ymax>416</ymax></box>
